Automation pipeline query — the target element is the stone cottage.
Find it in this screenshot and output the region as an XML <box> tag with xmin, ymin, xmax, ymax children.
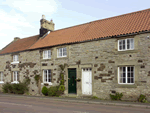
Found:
<box><xmin>0</xmin><ymin>9</ymin><xmax>150</xmax><ymax>100</ymax></box>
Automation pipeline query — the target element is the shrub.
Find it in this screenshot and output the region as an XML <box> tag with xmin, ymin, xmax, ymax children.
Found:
<box><xmin>42</xmin><ymin>86</ymin><xmax>48</xmax><ymax>96</ymax></box>
<box><xmin>2</xmin><ymin>83</ymin><xmax>13</xmax><ymax>93</ymax></box>
<box><xmin>34</xmin><ymin>75</ymin><xmax>40</xmax><ymax>85</ymax></box>
<box><xmin>48</xmin><ymin>86</ymin><xmax>60</xmax><ymax>96</ymax></box>
<box><xmin>138</xmin><ymin>94</ymin><xmax>147</xmax><ymax>103</ymax></box>
<box><xmin>2</xmin><ymin>82</ymin><xmax>29</xmax><ymax>94</ymax></box>
<box><xmin>92</xmin><ymin>96</ymin><xmax>99</xmax><ymax>99</ymax></box>
<box><xmin>58</xmin><ymin>85</ymin><xmax>65</xmax><ymax>92</ymax></box>
<box><xmin>110</xmin><ymin>92</ymin><xmax>123</xmax><ymax>100</ymax></box>
<box><xmin>12</xmin><ymin>83</ymin><xmax>28</xmax><ymax>94</ymax></box>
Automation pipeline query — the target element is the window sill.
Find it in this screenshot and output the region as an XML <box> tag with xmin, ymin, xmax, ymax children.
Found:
<box><xmin>11</xmin><ymin>61</ymin><xmax>19</xmax><ymax>64</ymax></box>
<box><xmin>117</xmin><ymin>84</ymin><xmax>137</xmax><ymax>88</ymax></box>
<box><xmin>11</xmin><ymin>81</ymin><xmax>19</xmax><ymax>84</ymax></box>
<box><xmin>116</xmin><ymin>49</ymin><xmax>138</xmax><ymax>54</ymax></box>
<box><xmin>43</xmin><ymin>58</ymin><xmax>51</xmax><ymax>60</ymax></box>
<box><xmin>41</xmin><ymin>82</ymin><xmax>52</xmax><ymax>85</ymax></box>
<box><xmin>56</xmin><ymin>56</ymin><xmax>68</xmax><ymax>60</ymax></box>
<box><xmin>0</xmin><ymin>81</ymin><xmax>4</xmax><ymax>84</ymax></box>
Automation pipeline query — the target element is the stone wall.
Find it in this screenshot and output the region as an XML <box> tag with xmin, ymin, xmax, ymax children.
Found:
<box><xmin>0</xmin><ymin>33</ymin><xmax>150</xmax><ymax>100</ymax></box>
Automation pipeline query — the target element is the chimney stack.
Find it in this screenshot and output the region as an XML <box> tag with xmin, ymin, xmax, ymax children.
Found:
<box><xmin>14</xmin><ymin>37</ymin><xmax>20</xmax><ymax>41</ymax></box>
<box><xmin>40</xmin><ymin>15</ymin><xmax>55</xmax><ymax>37</ymax></box>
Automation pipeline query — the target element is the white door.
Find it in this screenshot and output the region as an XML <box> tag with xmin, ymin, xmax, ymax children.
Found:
<box><xmin>82</xmin><ymin>68</ymin><xmax>92</xmax><ymax>95</ymax></box>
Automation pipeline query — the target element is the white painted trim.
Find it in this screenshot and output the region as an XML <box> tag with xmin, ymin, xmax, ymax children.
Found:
<box><xmin>118</xmin><ymin>38</ymin><xmax>134</xmax><ymax>51</ymax></box>
<box><xmin>11</xmin><ymin>61</ymin><xmax>19</xmax><ymax>64</ymax></box>
<box><xmin>43</xmin><ymin>50</ymin><xmax>51</xmax><ymax>59</ymax></box>
<box><xmin>41</xmin><ymin>82</ymin><xmax>52</xmax><ymax>85</ymax></box>
<box><xmin>118</xmin><ymin>66</ymin><xmax>135</xmax><ymax>84</ymax></box>
<box><xmin>0</xmin><ymin>81</ymin><xmax>4</xmax><ymax>84</ymax></box>
<box><xmin>57</xmin><ymin>47</ymin><xmax>67</xmax><ymax>58</ymax></box>
<box><xmin>11</xmin><ymin>81</ymin><xmax>19</xmax><ymax>84</ymax></box>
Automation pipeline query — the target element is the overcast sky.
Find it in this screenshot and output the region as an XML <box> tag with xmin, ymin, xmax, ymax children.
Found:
<box><xmin>0</xmin><ymin>0</ymin><xmax>149</xmax><ymax>50</ymax></box>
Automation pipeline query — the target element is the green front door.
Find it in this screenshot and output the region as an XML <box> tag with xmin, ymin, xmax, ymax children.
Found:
<box><xmin>68</xmin><ymin>68</ymin><xmax>77</xmax><ymax>94</ymax></box>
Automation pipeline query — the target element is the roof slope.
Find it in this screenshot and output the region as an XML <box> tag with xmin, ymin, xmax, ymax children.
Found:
<box><xmin>30</xmin><ymin>8</ymin><xmax>150</xmax><ymax>49</ymax></box>
<box><xmin>0</xmin><ymin>35</ymin><xmax>39</xmax><ymax>54</ymax></box>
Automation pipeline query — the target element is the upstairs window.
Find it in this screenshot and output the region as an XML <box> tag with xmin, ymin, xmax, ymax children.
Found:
<box><xmin>43</xmin><ymin>70</ymin><xmax>51</xmax><ymax>83</ymax></box>
<box><xmin>118</xmin><ymin>66</ymin><xmax>134</xmax><ymax>84</ymax></box>
<box><xmin>13</xmin><ymin>55</ymin><xmax>19</xmax><ymax>62</ymax></box>
<box><xmin>43</xmin><ymin>50</ymin><xmax>51</xmax><ymax>59</ymax></box>
<box><xmin>118</xmin><ymin>38</ymin><xmax>134</xmax><ymax>51</ymax></box>
<box><xmin>0</xmin><ymin>72</ymin><xmax>4</xmax><ymax>83</ymax></box>
<box><xmin>57</xmin><ymin>47</ymin><xmax>67</xmax><ymax>58</ymax></box>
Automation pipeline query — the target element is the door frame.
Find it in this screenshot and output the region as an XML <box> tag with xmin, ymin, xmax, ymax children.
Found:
<box><xmin>68</xmin><ymin>68</ymin><xmax>77</xmax><ymax>94</ymax></box>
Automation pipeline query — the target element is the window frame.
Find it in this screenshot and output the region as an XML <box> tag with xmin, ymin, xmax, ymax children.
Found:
<box><xmin>118</xmin><ymin>38</ymin><xmax>134</xmax><ymax>51</ymax></box>
<box><xmin>118</xmin><ymin>66</ymin><xmax>135</xmax><ymax>84</ymax></box>
<box><xmin>57</xmin><ymin>47</ymin><xmax>67</xmax><ymax>58</ymax></box>
<box><xmin>43</xmin><ymin>50</ymin><xmax>51</xmax><ymax>59</ymax></box>
<box><xmin>12</xmin><ymin>71</ymin><xmax>19</xmax><ymax>83</ymax></box>
<box><xmin>43</xmin><ymin>69</ymin><xmax>52</xmax><ymax>84</ymax></box>
<box><xmin>11</xmin><ymin>55</ymin><xmax>19</xmax><ymax>64</ymax></box>
<box><xmin>13</xmin><ymin>55</ymin><xmax>19</xmax><ymax>62</ymax></box>
<box><xmin>0</xmin><ymin>72</ymin><xmax>4</xmax><ymax>83</ymax></box>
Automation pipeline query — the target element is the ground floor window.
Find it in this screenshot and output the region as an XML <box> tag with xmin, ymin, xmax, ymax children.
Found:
<box><xmin>118</xmin><ymin>66</ymin><xmax>134</xmax><ymax>84</ymax></box>
<box><xmin>0</xmin><ymin>72</ymin><xmax>4</xmax><ymax>82</ymax></box>
<box><xmin>43</xmin><ymin>70</ymin><xmax>51</xmax><ymax>83</ymax></box>
<box><xmin>13</xmin><ymin>71</ymin><xmax>18</xmax><ymax>82</ymax></box>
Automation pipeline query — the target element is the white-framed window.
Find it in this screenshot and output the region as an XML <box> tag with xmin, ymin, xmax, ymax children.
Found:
<box><xmin>43</xmin><ymin>69</ymin><xmax>51</xmax><ymax>83</ymax></box>
<box><xmin>13</xmin><ymin>55</ymin><xmax>19</xmax><ymax>62</ymax></box>
<box><xmin>57</xmin><ymin>47</ymin><xmax>67</xmax><ymax>58</ymax></box>
<box><xmin>13</xmin><ymin>71</ymin><xmax>18</xmax><ymax>82</ymax></box>
<box><xmin>118</xmin><ymin>66</ymin><xmax>134</xmax><ymax>84</ymax></box>
<box><xmin>43</xmin><ymin>50</ymin><xmax>51</xmax><ymax>59</ymax></box>
<box><xmin>118</xmin><ymin>38</ymin><xmax>134</xmax><ymax>51</ymax></box>
<box><xmin>0</xmin><ymin>72</ymin><xmax>4</xmax><ymax>83</ymax></box>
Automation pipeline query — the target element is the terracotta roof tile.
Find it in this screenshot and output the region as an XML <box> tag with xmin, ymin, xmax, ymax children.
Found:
<box><xmin>1</xmin><ymin>9</ymin><xmax>149</xmax><ymax>54</ymax></box>
<box><xmin>30</xmin><ymin>9</ymin><xmax>149</xmax><ymax>49</ymax></box>
<box><xmin>0</xmin><ymin>35</ymin><xmax>39</xmax><ymax>54</ymax></box>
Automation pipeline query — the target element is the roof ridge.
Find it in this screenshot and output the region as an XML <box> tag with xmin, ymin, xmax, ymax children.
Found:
<box><xmin>51</xmin><ymin>8</ymin><xmax>150</xmax><ymax>33</ymax></box>
<box><xmin>19</xmin><ymin>34</ymin><xmax>39</xmax><ymax>40</ymax></box>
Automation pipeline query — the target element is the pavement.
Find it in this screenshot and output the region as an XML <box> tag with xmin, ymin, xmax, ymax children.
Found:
<box><xmin>0</xmin><ymin>93</ymin><xmax>150</xmax><ymax>109</ymax></box>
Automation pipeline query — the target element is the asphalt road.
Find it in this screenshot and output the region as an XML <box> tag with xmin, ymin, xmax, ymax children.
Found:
<box><xmin>0</xmin><ymin>95</ymin><xmax>150</xmax><ymax>113</ymax></box>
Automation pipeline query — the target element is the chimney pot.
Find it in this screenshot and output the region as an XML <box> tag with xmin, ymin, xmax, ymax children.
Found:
<box><xmin>42</xmin><ymin>15</ymin><xmax>45</xmax><ymax>19</ymax></box>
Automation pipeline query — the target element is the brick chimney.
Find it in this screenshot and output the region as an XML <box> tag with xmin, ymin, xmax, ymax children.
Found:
<box><xmin>40</xmin><ymin>15</ymin><xmax>55</xmax><ymax>37</ymax></box>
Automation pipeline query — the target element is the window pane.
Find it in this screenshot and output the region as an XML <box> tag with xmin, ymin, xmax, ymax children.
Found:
<box><xmin>123</xmin><ymin>40</ymin><xmax>125</xmax><ymax>49</ymax></box>
<box><xmin>59</xmin><ymin>48</ymin><xmax>62</xmax><ymax>56</ymax></box>
<box><xmin>63</xmin><ymin>48</ymin><xmax>67</xmax><ymax>56</ymax></box>
<box><xmin>128</xmin><ymin>73</ymin><xmax>131</xmax><ymax>77</ymax></box>
<box><xmin>130</xmin><ymin>39</ymin><xmax>134</xmax><ymax>49</ymax></box>
<box><xmin>131</xmin><ymin>73</ymin><xmax>134</xmax><ymax>77</ymax></box>
<box><xmin>127</xmin><ymin>39</ymin><xmax>130</xmax><ymax>49</ymax></box>
<box><xmin>123</xmin><ymin>67</ymin><xmax>126</xmax><ymax>72</ymax></box>
<box><xmin>119</xmin><ymin>40</ymin><xmax>122</xmax><ymax>45</ymax></box>
<box><xmin>44</xmin><ymin>70</ymin><xmax>47</xmax><ymax>82</ymax></box>
<box><xmin>119</xmin><ymin>45</ymin><xmax>122</xmax><ymax>50</ymax></box>
<box><xmin>48</xmin><ymin>72</ymin><xmax>51</xmax><ymax>82</ymax></box>
<box><xmin>131</xmin><ymin>67</ymin><xmax>134</xmax><ymax>72</ymax></box>
<box><xmin>131</xmin><ymin>78</ymin><xmax>134</xmax><ymax>83</ymax></box>
<box><xmin>128</xmin><ymin>67</ymin><xmax>130</xmax><ymax>72</ymax></box>
<box><xmin>123</xmin><ymin>78</ymin><xmax>126</xmax><ymax>83</ymax></box>
<box><xmin>48</xmin><ymin>50</ymin><xmax>51</xmax><ymax>58</ymax></box>
<box><xmin>120</xmin><ymin>78</ymin><xmax>123</xmax><ymax>83</ymax></box>
<box><xmin>128</xmin><ymin>78</ymin><xmax>131</xmax><ymax>83</ymax></box>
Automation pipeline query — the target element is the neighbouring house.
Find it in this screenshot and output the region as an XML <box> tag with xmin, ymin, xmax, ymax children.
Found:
<box><xmin>0</xmin><ymin>9</ymin><xmax>149</xmax><ymax>100</ymax></box>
